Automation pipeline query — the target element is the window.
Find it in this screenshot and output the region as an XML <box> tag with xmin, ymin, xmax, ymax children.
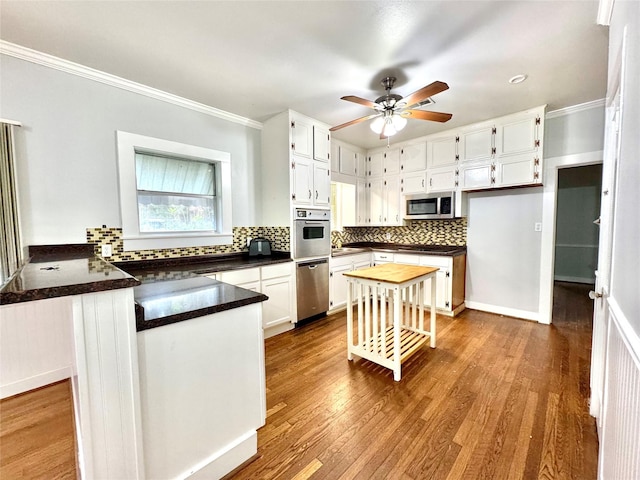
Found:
<box><xmin>117</xmin><ymin>131</ymin><xmax>232</xmax><ymax>251</ymax></box>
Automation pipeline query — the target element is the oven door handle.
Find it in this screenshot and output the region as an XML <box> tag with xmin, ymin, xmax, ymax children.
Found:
<box><xmin>302</xmin><ymin>221</ymin><xmax>326</xmax><ymax>225</ymax></box>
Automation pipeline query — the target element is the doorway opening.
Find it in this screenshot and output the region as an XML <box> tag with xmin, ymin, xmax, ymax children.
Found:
<box><xmin>554</xmin><ymin>164</ymin><xmax>603</xmax><ymax>288</ymax></box>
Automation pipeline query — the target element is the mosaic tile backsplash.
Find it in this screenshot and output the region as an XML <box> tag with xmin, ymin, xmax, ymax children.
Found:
<box><xmin>87</xmin><ymin>226</ymin><xmax>290</xmax><ymax>262</ymax></box>
<box><xmin>331</xmin><ymin>218</ymin><xmax>467</xmax><ymax>248</ymax></box>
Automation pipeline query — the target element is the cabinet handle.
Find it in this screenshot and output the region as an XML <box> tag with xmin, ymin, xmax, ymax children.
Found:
<box><xmin>430</xmin><ymin>178</ymin><xmax>433</xmax><ymax>187</ymax></box>
<box><xmin>379</xmin><ymin>215</ymin><xmax>382</xmax><ymax>222</ymax></box>
<box><xmin>396</xmin><ymin>214</ymin><xmax>399</xmax><ymax>221</ymax></box>
<box><xmin>316</xmin><ymin>190</ymin><xmax>319</xmax><ymax>199</ymax></box>
<box><xmin>308</xmin><ymin>189</ymin><xmax>312</xmax><ymax>199</ymax></box>
<box><xmin>422</xmin><ymin>179</ymin><xmax>425</xmax><ymax>187</ymax></box>
<box><xmin>291</xmin><ymin>143</ymin><xmax>295</xmax><ymax>151</ymax></box>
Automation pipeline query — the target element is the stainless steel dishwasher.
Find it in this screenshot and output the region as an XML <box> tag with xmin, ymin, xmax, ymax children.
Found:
<box><xmin>296</xmin><ymin>258</ymin><xmax>329</xmax><ymax>322</ymax></box>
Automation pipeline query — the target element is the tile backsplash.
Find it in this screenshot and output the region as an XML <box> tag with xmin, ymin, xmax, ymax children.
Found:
<box><xmin>87</xmin><ymin>226</ymin><xmax>290</xmax><ymax>262</ymax></box>
<box><xmin>331</xmin><ymin>218</ymin><xmax>467</xmax><ymax>247</ymax></box>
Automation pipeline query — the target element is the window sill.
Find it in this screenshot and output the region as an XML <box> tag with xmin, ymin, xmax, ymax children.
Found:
<box><xmin>122</xmin><ymin>233</ymin><xmax>233</xmax><ymax>252</ymax></box>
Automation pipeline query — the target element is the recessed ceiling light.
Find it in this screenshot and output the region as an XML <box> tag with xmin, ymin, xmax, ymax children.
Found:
<box><xmin>509</xmin><ymin>74</ymin><xmax>528</xmax><ymax>84</ymax></box>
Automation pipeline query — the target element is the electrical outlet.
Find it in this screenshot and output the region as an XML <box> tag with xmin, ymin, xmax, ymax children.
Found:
<box><xmin>101</xmin><ymin>244</ymin><xmax>112</xmax><ymax>257</ymax></box>
<box><xmin>534</xmin><ymin>222</ymin><xmax>542</xmax><ymax>232</ymax></box>
<box><xmin>385</xmin><ymin>232</ymin><xmax>391</xmax><ymax>241</ymax></box>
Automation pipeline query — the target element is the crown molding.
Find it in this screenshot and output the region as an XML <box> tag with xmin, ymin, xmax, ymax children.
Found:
<box><xmin>0</xmin><ymin>41</ymin><xmax>262</xmax><ymax>130</ymax></box>
<box><xmin>546</xmin><ymin>98</ymin><xmax>606</xmax><ymax>119</ymax></box>
<box><xmin>597</xmin><ymin>0</ymin><xmax>614</xmax><ymax>26</ymax></box>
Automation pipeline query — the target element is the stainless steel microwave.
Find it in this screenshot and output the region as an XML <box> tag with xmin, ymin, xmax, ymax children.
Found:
<box><xmin>404</xmin><ymin>192</ymin><xmax>456</xmax><ymax>220</ymax></box>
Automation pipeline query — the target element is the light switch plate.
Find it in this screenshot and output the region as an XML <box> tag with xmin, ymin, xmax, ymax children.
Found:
<box><xmin>534</xmin><ymin>222</ymin><xmax>542</xmax><ymax>232</ymax></box>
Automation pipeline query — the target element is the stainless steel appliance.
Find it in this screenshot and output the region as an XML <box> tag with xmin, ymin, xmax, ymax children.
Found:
<box><xmin>404</xmin><ymin>192</ymin><xmax>456</xmax><ymax>220</ymax></box>
<box><xmin>296</xmin><ymin>258</ymin><xmax>329</xmax><ymax>322</ymax></box>
<box><xmin>293</xmin><ymin>208</ymin><xmax>331</xmax><ymax>259</ymax></box>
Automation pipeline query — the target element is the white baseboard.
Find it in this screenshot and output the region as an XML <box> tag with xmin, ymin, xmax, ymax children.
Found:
<box><xmin>182</xmin><ymin>430</ymin><xmax>257</xmax><ymax>479</ymax></box>
<box><xmin>0</xmin><ymin>367</ymin><xmax>72</xmax><ymax>399</ymax></box>
<box><xmin>264</xmin><ymin>321</ymin><xmax>294</xmax><ymax>339</ymax></box>
<box><xmin>554</xmin><ymin>275</ymin><xmax>595</xmax><ymax>284</ymax></box>
<box><xmin>464</xmin><ymin>301</ymin><xmax>540</xmax><ymax>322</ymax></box>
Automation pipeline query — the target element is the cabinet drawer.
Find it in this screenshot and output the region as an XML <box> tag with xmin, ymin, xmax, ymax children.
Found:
<box><xmin>394</xmin><ymin>253</ymin><xmax>420</xmax><ymax>265</ymax></box>
<box><xmin>261</xmin><ymin>262</ymin><xmax>292</xmax><ymax>280</ymax></box>
<box><xmin>419</xmin><ymin>255</ymin><xmax>452</xmax><ymax>269</ymax></box>
<box><xmin>219</xmin><ymin>267</ymin><xmax>260</xmax><ymax>285</ymax></box>
<box><xmin>373</xmin><ymin>251</ymin><xmax>394</xmax><ymax>262</ymax></box>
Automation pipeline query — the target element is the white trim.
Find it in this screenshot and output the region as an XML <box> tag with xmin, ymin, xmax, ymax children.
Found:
<box><xmin>0</xmin><ymin>367</ymin><xmax>72</xmax><ymax>399</ymax></box>
<box><xmin>597</xmin><ymin>0</ymin><xmax>615</xmax><ymax>26</ymax></box>
<box><xmin>116</xmin><ymin>131</ymin><xmax>233</xmax><ymax>251</ymax></box>
<box><xmin>546</xmin><ymin>98</ymin><xmax>606</xmax><ymax>119</ymax></box>
<box><xmin>0</xmin><ymin>118</ymin><xmax>22</xmax><ymax>126</ymax></box>
<box><xmin>0</xmin><ymin>41</ymin><xmax>262</xmax><ymax>130</ymax></box>
<box><xmin>464</xmin><ymin>301</ymin><xmax>540</xmax><ymax>322</ymax></box>
<box><xmin>538</xmin><ymin>150</ymin><xmax>604</xmax><ymax>324</ymax></box>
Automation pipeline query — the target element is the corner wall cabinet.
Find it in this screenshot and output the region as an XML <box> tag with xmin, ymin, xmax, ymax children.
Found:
<box><xmin>261</xmin><ymin>110</ymin><xmax>332</xmax><ymax>227</ymax></box>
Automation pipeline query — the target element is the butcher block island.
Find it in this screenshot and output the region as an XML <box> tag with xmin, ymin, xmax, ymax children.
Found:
<box><xmin>344</xmin><ymin>263</ymin><xmax>439</xmax><ymax>381</ymax></box>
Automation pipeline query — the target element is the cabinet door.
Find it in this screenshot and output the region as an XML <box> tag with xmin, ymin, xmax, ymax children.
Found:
<box><xmin>427</xmin><ymin>134</ymin><xmax>459</xmax><ymax>168</ymax></box>
<box><xmin>329</xmin><ymin>264</ymin><xmax>352</xmax><ymax>311</ymax></box>
<box><xmin>292</xmin><ymin>157</ymin><xmax>313</xmax><ymax>204</ymax></box>
<box><xmin>356</xmin><ymin>178</ymin><xmax>369</xmax><ymax>225</ymax></box>
<box><xmin>496</xmin><ymin>115</ymin><xmax>538</xmax><ymax>157</ymax></box>
<box><xmin>383</xmin><ymin>148</ymin><xmax>401</xmax><ymax>175</ymax></box>
<box><xmin>369</xmin><ymin>152</ymin><xmax>384</xmax><ymax>177</ymax></box>
<box><xmin>402</xmin><ymin>172</ymin><xmax>427</xmax><ymax>194</ymax></box>
<box><xmin>313</xmin><ymin>162</ymin><xmax>331</xmax><ymax>206</ymax></box>
<box><xmin>400</xmin><ymin>143</ymin><xmax>427</xmax><ymax>172</ymax></box>
<box><xmin>459</xmin><ymin>160</ymin><xmax>494</xmax><ymax>190</ymax></box>
<box><xmin>496</xmin><ymin>153</ymin><xmax>540</xmax><ymax>187</ymax></box>
<box><xmin>356</xmin><ymin>153</ymin><xmax>367</xmax><ymax>178</ymax></box>
<box><xmin>262</xmin><ymin>275</ymin><xmax>293</xmax><ymax>328</ymax></box>
<box><xmin>291</xmin><ymin>117</ymin><xmax>313</xmax><ymax>158</ymax></box>
<box><xmin>460</xmin><ymin>125</ymin><xmax>494</xmax><ymax>163</ymax></box>
<box><xmin>384</xmin><ymin>175</ymin><xmax>401</xmax><ymax>225</ymax></box>
<box><xmin>427</xmin><ymin>166</ymin><xmax>458</xmax><ymax>192</ymax></box>
<box><xmin>339</xmin><ymin>145</ymin><xmax>357</xmax><ymax>176</ymax></box>
<box><xmin>313</xmin><ymin>125</ymin><xmax>331</xmax><ymax>163</ymax></box>
<box><xmin>369</xmin><ymin>178</ymin><xmax>384</xmax><ymax>225</ymax></box>
<box><xmin>330</xmin><ymin>142</ymin><xmax>340</xmax><ymax>173</ymax></box>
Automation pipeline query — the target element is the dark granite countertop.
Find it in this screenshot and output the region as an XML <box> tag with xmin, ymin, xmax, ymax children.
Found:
<box><xmin>336</xmin><ymin>243</ymin><xmax>467</xmax><ymax>257</ymax></box>
<box><xmin>0</xmin><ymin>252</ymin><xmax>140</xmax><ymax>305</ymax></box>
<box><xmin>133</xmin><ymin>276</ymin><xmax>268</xmax><ymax>331</ymax></box>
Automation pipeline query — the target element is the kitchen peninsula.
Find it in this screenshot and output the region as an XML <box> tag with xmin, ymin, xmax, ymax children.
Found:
<box><xmin>0</xmin><ymin>245</ymin><xmax>274</xmax><ymax>479</ymax></box>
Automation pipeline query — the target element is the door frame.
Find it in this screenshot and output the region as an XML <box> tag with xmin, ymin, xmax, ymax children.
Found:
<box><xmin>538</xmin><ymin>150</ymin><xmax>603</xmax><ymax>324</ymax></box>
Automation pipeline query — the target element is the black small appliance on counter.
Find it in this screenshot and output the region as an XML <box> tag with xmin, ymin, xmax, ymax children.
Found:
<box><xmin>248</xmin><ymin>238</ymin><xmax>272</xmax><ymax>256</ymax></box>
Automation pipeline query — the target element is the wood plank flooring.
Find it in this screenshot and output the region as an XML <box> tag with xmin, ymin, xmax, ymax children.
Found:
<box><xmin>230</xmin><ymin>282</ymin><xmax>598</xmax><ymax>479</ymax></box>
<box><xmin>0</xmin><ymin>380</ymin><xmax>77</xmax><ymax>479</ymax></box>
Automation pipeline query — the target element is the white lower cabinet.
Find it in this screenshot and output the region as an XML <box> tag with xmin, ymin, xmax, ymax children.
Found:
<box><xmin>329</xmin><ymin>253</ymin><xmax>371</xmax><ymax>311</ymax></box>
<box><xmin>206</xmin><ymin>262</ymin><xmax>294</xmax><ymax>334</ymax></box>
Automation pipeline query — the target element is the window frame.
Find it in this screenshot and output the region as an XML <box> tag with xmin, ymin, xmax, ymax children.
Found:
<box><xmin>116</xmin><ymin>131</ymin><xmax>232</xmax><ymax>251</ymax></box>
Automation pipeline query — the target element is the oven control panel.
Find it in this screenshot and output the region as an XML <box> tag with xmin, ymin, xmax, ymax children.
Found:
<box><xmin>295</xmin><ymin>208</ymin><xmax>330</xmax><ymax>220</ymax></box>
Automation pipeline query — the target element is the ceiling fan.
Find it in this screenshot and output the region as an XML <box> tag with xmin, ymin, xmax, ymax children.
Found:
<box><xmin>330</xmin><ymin>76</ymin><xmax>452</xmax><ymax>138</ymax></box>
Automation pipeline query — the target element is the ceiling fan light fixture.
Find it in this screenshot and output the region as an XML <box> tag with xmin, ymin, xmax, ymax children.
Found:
<box><xmin>391</xmin><ymin>114</ymin><xmax>407</xmax><ymax>131</ymax></box>
<box><xmin>370</xmin><ymin>116</ymin><xmax>386</xmax><ymax>134</ymax></box>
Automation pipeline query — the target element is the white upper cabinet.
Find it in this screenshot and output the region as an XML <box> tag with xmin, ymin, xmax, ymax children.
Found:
<box><xmin>427</xmin><ymin>133</ymin><xmax>459</xmax><ymax>168</ymax></box>
<box><xmin>313</xmin><ymin>125</ymin><xmax>331</xmax><ymax>163</ymax></box>
<box><xmin>383</xmin><ymin>148</ymin><xmax>401</xmax><ymax>175</ymax></box>
<box><xmin>356</xmin><ymin>178</ymin><xmax>369</xmax><ymax>225</ymax></box>
<box><xmin>459</xmin><ymin>124</ymin><xmax>494</xmax><ymax>163</ymax></box>
<box><xmin>356</xmin><ymin>152</ymin><xmax>367</xmax><ymax>178</ymax></box>
<box><xmin>402</xmin><ymin>171</ymin><xmax>427</xmax><ymax>194</ymax></box>
<box><xmin>290</xmin><ymin>116</ymin><xmax>313</xmax><ymax>158</ymax></box>
<box><xmin>291</xmin><ymin>157</ymin><xmax>313</xmax><ymax>204</ymax></box>
<box><xmin>495</xmin><ymin>114</ymin><xmax>540</xmax><ymax>158</ymax></box>
<box><xmin>339</xmin><ymin>144</ymin><xmax>357</xmax><ymax>176</ymax></box>
<box><xmin>427</xmin><ymin>166</ymin><xmax>458</xmax><ymax>193</ymax></box>
<box><xmin>400</xmin><ymin>142</ymin><xmax>427</xmax><ymax>173</ymax></box>
<box><xmin>314</xmin><ymin>162</ymin><xmax>331</xmax><ymax>206</ymax></box>
<box><xmin>330</xmin><ymin>142</ymin><xmax>340</xmax><ymax>173</ymax></box>
<box><xmin>384</xmin><ymin>175</ymin><xmax>401</xmax><ymax>225</ymax></box>
<box><xmin>369</xmin><ymin>151</ymin><xmax>384</xmax><ymax>177</ymax></box>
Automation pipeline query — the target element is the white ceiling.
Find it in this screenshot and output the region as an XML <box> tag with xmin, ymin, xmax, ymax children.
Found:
<box><xmin>0</xmin><ymin>1</ymin><xmax>608</xmax><ymax>149</ymax></box>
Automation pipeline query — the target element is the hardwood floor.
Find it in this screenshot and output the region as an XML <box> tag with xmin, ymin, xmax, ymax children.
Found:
<box><xmin>0</xmin><ymin>380</ymin><xmax>77</xmax><ymax>479</ymax></box>
<box><xmin>231</xmin><ymin>282</ymin><xmax>598</xmax><ymax>479</ymax></box>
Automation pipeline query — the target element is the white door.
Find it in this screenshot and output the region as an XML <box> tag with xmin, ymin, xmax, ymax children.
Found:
<box><xmin>339</xmin><ymin>145</ymin><xmax>357</xmax><ymax>176</ymax></box>
<box><xmin>313</xmin><ymin>125</ymin><xmax>330</xmax><ymax>163</ymax></box>
<box><xmin>292</xmin><ymin>157</ymin><xmax>312</xmax><ymax>204</ymax></box>
<box><xmin>369</xmin><ymin>178</ymin><xmax>384</xmax><ymax>225</ymax></box>
<box><xmin>313</xmin><ymin>162</ymin><xmax>331</xmax><ymax>206</ymax></box>
<box><xmin>400</xmin><ymin>143</ymin><xmax>427</xmax><ymax>172</ymax></box>
<box><xmin>291</xmin><ymin>117</ymin><xmax>313</xmax><ymax>158</ymax></box>
<box><xmin>329</xmin><ymin>264</ymin><xmax>351</xmax><ymax>311</ymax></box>
<box><xmin>356</xmin><ymin>178</ymin><xmax>368</xmax><ymax>225</ymax></box>
<box><xmin>262</xmin><ymin>276</ymin><xmax>293</xmax><ymax>328</ymax></box>
<box><xmin>590</xmin><ymin>90</ymin><xmax>620</xmax><ymax>422</ymax></box>
<box><xmin>384</xmin><ymin>175</ymin><xmax>401</xmax><ymax>225</ymax></box>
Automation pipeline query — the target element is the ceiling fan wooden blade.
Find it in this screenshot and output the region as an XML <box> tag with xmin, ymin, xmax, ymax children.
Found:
<box><xmin>341</xmin><ymin>95</ymin><xmax>378</xmax><ymax>109</ymax></box>
<box><xmin>402</xmin><ymin>109</ymin><xmax>453</xmax><ymax>123</ymax></box>
<box><xmin>403</xmin><ymin>81</ymin><xmax>449</xmax><ymax>108</ymax></box>
<box><xmin>330</xmin><ymin>113</ymin><xmax>381</xmax><ymax>131</ymax></box>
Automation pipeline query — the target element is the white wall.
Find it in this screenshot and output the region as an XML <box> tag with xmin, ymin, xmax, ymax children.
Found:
<box><xmin>465</xmin><ymin>188</ymin><xmax>543</xmax><ymax>318</ymax></box>
<box><xmin>0</xmin><ymin>55</ymin><xmax>262</xmax><ymax>246</ymax></box>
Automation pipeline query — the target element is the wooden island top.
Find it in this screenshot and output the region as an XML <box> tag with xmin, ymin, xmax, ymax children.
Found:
<box><xmin>343</xmin><ymin>263</ymin><xmax>439</xmax><ymax>285</ymax></box>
